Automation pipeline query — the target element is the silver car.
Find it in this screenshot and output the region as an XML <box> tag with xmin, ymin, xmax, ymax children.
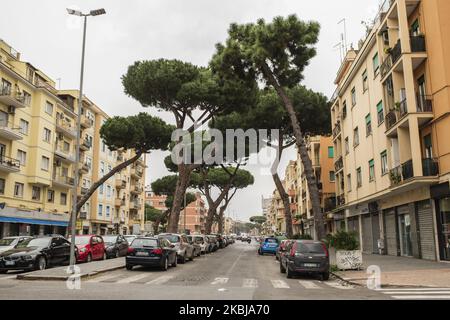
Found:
<box><xmin>0</xmin><ymin>236</ymin><xmax>32</xmax><ymax>254</ymax></box>
<box><xmin>158</xmin><ymin>233</ymin><xmax>195</xmax><ymax>264</ymax></box>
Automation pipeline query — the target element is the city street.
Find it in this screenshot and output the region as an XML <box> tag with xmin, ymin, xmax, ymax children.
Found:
<box><xmin>2</xmin><ymin>241</ymin><xmax>446</xmax><ymax>300</ymax></box>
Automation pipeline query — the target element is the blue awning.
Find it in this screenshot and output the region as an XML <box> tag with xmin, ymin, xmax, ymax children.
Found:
<box><xmin>0</xmin><ymin>216</ymin><xmax>69</xmax><ymax>227</ymax></box>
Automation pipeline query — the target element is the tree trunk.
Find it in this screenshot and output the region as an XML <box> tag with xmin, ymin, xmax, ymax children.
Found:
<box><xmin>204</xmin><ymin>185</ymin><xmax>231</xmax><ymax>234</ymax></box>
<box><xmin>218</xmin><ymin>205</ymin><xmax>226</xmax><ymax>234</ymax></box>
<box><xmin>262</xmin><ymin>62</ymin><xmax>325</xmax><ymax>241</ymax></box>
<box><xmin>272</xmin><ymin>173</ymin><xmax>294</xmax><ymax>238</ymax></box>
<box><xmin>167</xmin><ymin>165</ymin><xmax>191</xmax><ymax>233</ymax></box>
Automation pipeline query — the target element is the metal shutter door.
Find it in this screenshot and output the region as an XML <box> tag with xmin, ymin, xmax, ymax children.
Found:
<box><xmin>384</xmin><ymin>209</ymin><xmax>397</xmax><ymax>256</ymax></box>
<box><xmin>372</xmin><ymin>214</ymin><xmax>381</xmax><ymax>254</ymax></box>
<box><xmin>362</xmin><ymin>215</ymin><xmax>373</xmax><ymax>254</ymax></box>
<box><xmin>417</xmin><ymin>201</ymin><xmax>436</xmax><ymax>260</ymax></box>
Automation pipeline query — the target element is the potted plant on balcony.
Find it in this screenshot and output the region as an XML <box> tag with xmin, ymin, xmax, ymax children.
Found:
<box><xmin>325</xmin><ymin>230</ymin><xmax>362</xmax><ymax>271</ymax></box>
<box><xmin>389</xmin><ymin>170</ymin><xmax>402</xmax><ymax>184</ymax></box>
<box><xmin>384</xmin><ymin>47</ymin><xmax>392</xmax><ymax>55</ymax></box>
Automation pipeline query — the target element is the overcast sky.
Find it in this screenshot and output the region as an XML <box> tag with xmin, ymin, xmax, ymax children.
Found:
<box><xmin>2</xmin><ymin>0</ymin><xmax>381</xmax><ymax>222</ymax></box>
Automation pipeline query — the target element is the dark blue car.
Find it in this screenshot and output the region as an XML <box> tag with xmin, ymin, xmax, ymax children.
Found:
<box><xmin>258</xmin><ymin>237</ymin><xmax>279</xmax><ymax>255</ymax></box>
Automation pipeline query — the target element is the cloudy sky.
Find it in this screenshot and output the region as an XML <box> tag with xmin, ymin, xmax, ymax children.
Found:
<box><xmin>1</xmin><ymin>0</ymin><xmax>382</xmax><ymax>222</ymax></box>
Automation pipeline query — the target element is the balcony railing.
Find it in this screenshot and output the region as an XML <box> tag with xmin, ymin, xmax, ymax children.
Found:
<box><xmin>0</xmin><ymin>120</ymin><xmax>23</xmax><ymax>141</ymax></box>
<box><xmin>336</xmin><ymin>195</ymin><xmax>346</xmax><ymax>206</ymax></box>
<box><xmin>334</xmin><ymin>156</ymin><xmax>343</xmax><ymax>172</ymax></box>
<box><xmin>53</xmin><ymin>174</ymin><xmax>75</xmax><ymax>187</ymax></box>
<box><xmin>0</xmin><ymin>88</ymin><xmax>29</xmax><ymax>108</ymax></box>
<box><xmin>398</xmin><ymin>98</ymin><xmax>408</xmax><ymax>118</ymax></box>
<box><xmin>390</xmin><ymin>160</ymin><xmax>413</xmax><ymax>186</ymax></box>
<box><xmin>0</xmin><ymin>155</ymin><xmax>21</xmax><ymax>172</ymax></box>
<box><xmin>332</xmin><ymin>122</ymin><xmax>341</xmax><ymax>139</ymax></box>
<box><xmin>391</xmin><ymin>40</ymin><xmax>402</xmax><ymax>64</ymax></box>
<box><xmin>422</xmin><ymin>158</ymin><xmax>439</xmax><ymax>176</ymax></box>
<box><xmin>115</xmin><ymin>179</ymin><xmax>126</xmax><ymax>189</ymax></box>
<box><xmin>385</xmin><ymin>110</ymin><xmax>397</xmax><ymax>131</ymax></box>
<box><xmin>80</xmin><ymin>115</ymin><xmax>94</xmax><ymax>128</ymax></box>
<box><xmin>417</xmin><ymin>95</ymin><xmax>433</xmax><ymax>113</ymax></box>
<box><xmin>79</xmin><ymin>138</ymin><xmax>92</xmax><ymax>151</ymax></box>
<box><xmin>411</xmin><ymin>35</ymin><xmax>426</xmax><ymax>53</ymax></box>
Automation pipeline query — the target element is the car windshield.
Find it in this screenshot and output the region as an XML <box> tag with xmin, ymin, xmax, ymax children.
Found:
<box><xmin>102</xmin><ymin>236</ymin><xmax>117</xmax><ymax>244</ymax></box>
<box><xmin>74</xmin><ymin>237</ymin><xmax>91</xmax><ymax>245</ymax></box>
<box><xmin>265</xmin><ymin>238</ymin><xmax>278</xmax><ymax>243</ymax></box>
<box><xmin>159</xmin><ymin>235</ymin><xmax>180</xmax><ymax>243</ymax></box>
<box><xmin>131</xmin><ymin>239</ymin><xmax>158</xmax><ymax>247</ymax></box>
<box><xmin>0</xmin><ymin>238</ymin><xmax>16</xmax><ymax>246</ymax></box>
<box><xmin>194</xmin><ymin>236</ymin><xmax>204</xmax><ymax>243</ymax></box>
<box><xmin>124</xmin><ymin>236</ymin><xmax>135</xmax><ymax>241</ymax></box>
<box><xmin>16</xmin><ymin>238</ymin><xmax>50</xmax><ymax>249</ymax></box>
<box><xmin>296</xmin><ymin>243</ymin><xmax>326</xmax><ymax>254</ymax></box>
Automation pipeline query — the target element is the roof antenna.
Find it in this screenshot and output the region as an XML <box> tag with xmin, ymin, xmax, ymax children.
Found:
<box><xmin>338</xmin><ymin>18</ymin><xmax>348</xmax><ymax>53</ymax></box>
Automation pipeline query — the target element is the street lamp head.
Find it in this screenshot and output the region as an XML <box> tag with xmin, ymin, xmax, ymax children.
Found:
<box><xmin>67</xmin><ymin>8</ymin><xmax>83</xmax><ymax>16</ymax></box>
<box><xmin>90</xmin><ymin>8</ymin><xmax>106</xmax><ymax>16</ymax></box>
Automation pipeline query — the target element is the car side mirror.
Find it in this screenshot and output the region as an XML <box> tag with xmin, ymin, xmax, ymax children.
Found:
<box><xmin>51</xmin><ymin>243</ymin><xmax>57</xmax><ymax>248</ymax></box>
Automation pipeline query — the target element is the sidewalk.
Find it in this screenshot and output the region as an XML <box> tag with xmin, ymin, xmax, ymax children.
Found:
<box><xmin>16</xmin><ymin>258</ymin><xmax>125</xmax><ymax>281</ymax></box>
<box><xmin>333</xmin><ymin>254</ymin><xmax>450</xmax><ymax>288</ymax></box>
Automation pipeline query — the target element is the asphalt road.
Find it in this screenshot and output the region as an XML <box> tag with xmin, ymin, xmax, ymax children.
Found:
<box><xmin>0</xmin><ymin>242</ymin><xmax>446</xmax><ymax>300</ymax></box>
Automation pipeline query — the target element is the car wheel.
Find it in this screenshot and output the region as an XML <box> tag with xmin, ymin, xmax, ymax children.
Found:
<box><xmin>161</xmin><ymin>257</ymin><xmax>168</xmax><ymax>271</ymax></box>
<box><xmin>321</xmin><ymin>272</ymin><xmax>330</xmax><ymax>281</ymax></box>
<box><xmin>126</xmin><ymin>264</ymin><xmax>133</xmax><ymax>271</ymax></box>
<box><xmin>258</xmin><ymin>249</ymin><xmax>263</xmax><ymax>256</ymax></box>
<box><xmin>179</xmin><ymin>254</ymin><xmax>186</xmax><ymax>264</ymax></box>
<box><xmin>86</xmin><ymin>253</ymin><xmax>92</xmax><ymax>263</ymax></box>
<box><xmin>280</xmin><ymin>262</ymin><xmax>286</xmax><ymax>274</ymax></box>
<box><xmin>286</xmin><ymin>266</ymin><xmax>294</xmax><ymax>279</ymax></box>
<box><xmin>36</xmin><ymin>256</ymin><xmax>47</xmax><ymax>271</ymax></box>
<box><xmin>189</xmin><ymin>252</ymin><xmax>194</xmax><ymax>261</ymax></box>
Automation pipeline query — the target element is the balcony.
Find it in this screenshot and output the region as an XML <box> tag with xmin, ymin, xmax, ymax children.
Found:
<box><xmin>336</xmin><ymin>195</ymin><xmax>346</xmax><ymax>207</ymax></box>
<box><xmin>0</xmin><ymin>120</ymin><xmax>23</xmax><ymax>141</ymax></box>
<box><xmin>332</xmin><ymin>122</ymin><xmax>341</xmax><ymax>139</ymax></box>
<box><xmin>0</xmin><ymin>155</ymin><xmax>21</xmax><ymax>173</ymax></box>
<box><xmin>80</xmin><ymin>115</ymin><xmax>94</xmax><ymax>129</ymax></box>
<box><xmin>115</xmin><ymin>198</ymin><xmax>126</xmax><ymax>207</ymax></box>
<box><xmin>324</xmin><ymin>197</ymin><xmax>337</xmax><ymax>212</ymax></box>
<box><xmin>410</xmin><ymin>35</ymin><xmax>426</xmax><ymax>53</ymax></box>
<box><xmin>117</xmin><ymin>154</ymin><xmax>124</xmax><ymax>162</ymax></box>
<box><xmin>77</xmin><ymin>186</ymin><xmax>89</xmax><ymax>196</ymax></box>
<box><xmin>53</xmin><ymin>174</ymin><xmax>75</xmax><ymax>189</ymax></box>
<box><xmin>385</xmin><ymin>110</ymin><xmax>397</xmax><ymax>131</ymax></box>
<box><xmin>55</xmin><ymin>118</ymin><xmax>77</xmax><ymax>139</ymax></box>
<box><xmin>131</xmin><ymin>185</ymin><xmax>143</xmax><ymax>195</ymax></box>
<box><xmin>115</xmin><ymin>179</ymin><xmax>126</xmax><ymax>189</ymax></box>
<box><xmin>416</xmin><ymin>95</ymin><xmax>433</xmax><ymax>113</ymax></box>
<box><xmin>79</xmin><ymin>161</ymin><xmax>90</xmax><ymax>174</ymax></box>
<box><xmin>79</xmin><ymin>138</ymin><xmax>92</xmax><ymax>152</ymax></box>
<box><xmin>381</xmin><ymin>40</ymin><xmax>402</xmax><ymax>78</ymax></box>
<box><xmin>79</xmin><ymin>211</ymin><xmax>88</xmax><ymax>220</ymax></box>
<box><xmin>54</xmin><ymin>143</ymin><xmax>76</xmax><ymax>163</ymax></box>
<box><xmin>131</xmin><ymin>166</ymin><xmax>143</xmax><ymax>179</ymax></box>
<box><xmin>422</xmin><ymin>158</ymin><xmax>439</xmax><ymax>177</ymax></box>
<box><xmin>130</xmin><ymin>200</ymin><xmax>142</xmax><ymax>211</ymax></box>
<box><xmin>390</xmin><ymin>159</ymin><xmax>414</xmax><ymax>186</ymax></box>
<box><xmin>334</xmin><ymin>156</ymin><xmax>344</xmax><ymax>173</ymax></box>
<box><xmin>0</xmin><ymin>88</ymin><xmax>29</xmax><ymax>109</ymax></box>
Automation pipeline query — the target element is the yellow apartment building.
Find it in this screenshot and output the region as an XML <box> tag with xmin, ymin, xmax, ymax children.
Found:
<box><xmin>0</xmin><ymin>39</ymin><xmax>146</xmax><ymax>238</ymax></box>
<box><xmin>295</xmin><ymin>136</ymin><xmax>336</xmax><ymax>237</ymax></box>
<box><xmin>330</xmin><ymin>0</ymin><xmax>450</xmax><ymax>261</ymax></box>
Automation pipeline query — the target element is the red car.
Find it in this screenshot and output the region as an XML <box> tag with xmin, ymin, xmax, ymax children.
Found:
<box><xmin>74</xmin><ymin>235</ymin><xmax>106</xmax><ymax>263</ymax></box>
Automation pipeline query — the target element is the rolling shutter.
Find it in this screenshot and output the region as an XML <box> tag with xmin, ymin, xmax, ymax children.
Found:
<box><xmin>417</xmin><ymin>200</ymin><xmax>436</xmax><ymax>260</ymax></box>
<box><xmin>384</xmin><ymin>209</ymin><xmax>397</xmax><ymax>256</ymax></box>
<box><xmin>362</xmin><ymin>215</ymin><xmax>373</xmax><ymax>254</ymax></box>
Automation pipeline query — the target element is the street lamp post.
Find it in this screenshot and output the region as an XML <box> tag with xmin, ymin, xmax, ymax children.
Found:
<box><xmin>67</xmin><ymin>8</ymin><xmax>106</xmax><ymax>271</ymax></box>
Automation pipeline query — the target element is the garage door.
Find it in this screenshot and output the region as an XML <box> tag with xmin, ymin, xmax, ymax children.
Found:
<box><xmin>384</xmin><ymin>209</ymin><xmax>397</xmax><ymax>256</ymax></box>
<box><xmin>347</xmin><ymin>217</ymin><xmax>359</xmax><ymax>237</ymax></box>
<box><xmin>417</xmin><ymin>200</ymin><xmax>436</xmax><ymax>260</ymax></box>
<box><xmin>362</xmin><ymin>215</ymin><xmax>373</xmax><ymax>254</ymax></box>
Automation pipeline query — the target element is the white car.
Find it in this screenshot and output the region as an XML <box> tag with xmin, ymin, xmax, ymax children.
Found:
<box><xmin>0</xmin><ymin>236</ymin><xmax>32</xmax><ymax>254</ymax></box>
<box><xmin>123</xmin><ymin>235</ymin><xmax>138</xmax><ymax>245</ymax></box>
<box><xmin>192</xmin><ymin>235</ymin><xmax>208</xmax><ymax>254</ymax></box>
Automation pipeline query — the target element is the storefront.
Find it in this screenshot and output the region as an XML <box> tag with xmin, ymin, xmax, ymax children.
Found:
<box><xmin>0</xmin><ymin>217</ymin><xmax>68</xmax><ymax>237</ymax></box>
<box><xmin>431</xmin><ymin>183</ymin><xmax>450</xmax><ymax>261</ymax></box>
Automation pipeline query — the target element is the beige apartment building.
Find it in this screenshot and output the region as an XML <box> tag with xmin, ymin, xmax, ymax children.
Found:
<box><xmin>178</xmin><ymin>192</ymin><xmax>206</xmax><ymax>235</ymax></box>
<box><xmin>0</xmin><ymin>39</ymin><xmax>145</xmax><ymax>238</ymax></box>
<box><xmin>330</xmin><ymin>0</ymin><xmax>450</xmax><ymax>261</ymax></box>
<box><xmin>295</xmin><ymin>136</ymin><xmax>336</xmax><ymax>237</ymax></box>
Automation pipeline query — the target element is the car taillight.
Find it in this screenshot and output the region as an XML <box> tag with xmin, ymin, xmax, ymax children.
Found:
<box><xmin>152</xmin><ymin>248</ymin><xmax>163</xmax><ymax>255</ymax></box>
<box><xmin>127</xmin><ymin>247</ymin><xmax>135</xmax><ymax>255</ymax></box>
<box><xmin>290</xmin><ymin>245</ymin><xmax>296</xmax><ymax>257</ymax></box>
<box><xmin>322</xmin><ymin>243</ymin><xmax>329</xmax><ymax>257</ymax></box>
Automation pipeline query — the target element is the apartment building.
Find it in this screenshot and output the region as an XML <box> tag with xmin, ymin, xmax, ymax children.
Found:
<box><xmin>295</xmin><ymin>136</ymin><xmax>336</xmax><ymax>237</ymax></box>
<box><xmin>0</xmin><ymin>39</ymin><xmax>145</xmax><ymax>238</ymax></box>
<box><xmin>145</xmin><ymin>191</ymin><xmax>168</xmax><ymax>212</ymax></box>
<box><xmin>330</xmin><ymin>0</ymin><xmax>450</xmax><ymax>261</ymax></box>
<box><xmin>284</xmin><ymin>161</ymin><xmax>299</xmax><ymax>233</ymax></box>
<box><xmin>178</xmin><ymin>192</ymin><xmax>206</xmax><ymax>235</ymax></box>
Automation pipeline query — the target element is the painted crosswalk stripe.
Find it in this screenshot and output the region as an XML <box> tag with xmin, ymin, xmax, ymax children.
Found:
<box><xmin>243</xmin><ymin>279</ymin><xmax>258</xmax><ymax>288</ymax></box>
<box><xmin>323</xmin><ymin>281</ymin><xmax>353</xmax><ymax>290</ymax></box>
<box><xmin>116</xmin><ymin>273</ymin><xmax>150</xmax><ymax>284</ymax></box>
<box><xmin>271</xmin><ymin>280</ymin><xmax>290</xmax><ymax>289</ymax></box>
<box><xmin>379</xmin><ymin>288</ymin><xmax>450</xmax><ymax>291</ymax></box>
<box><xmin>0</xmin><ymin>275</ymin><xmax>17</xmax><ymax>280</ymax></box>
<box><xmin>299</xmin><ymin>280</ymin><xmax>321</xmax><ymax>289</ymax></box>
<box><xmin>146</xmin><ymin>275</ymin><xmax>174</xmax><ymax>285</ymax></box>
<box><xmin>391</xmin><ymin>295</ymin><xmax>450</xmax><ymax>300</ymax></box>
<box><xmin>86</xmin><ymin>274</ymin><xmax>120</xmax><ymax>283</ymax></box>
<box><xmin>211</xmin><ymin>277</ymin><xmax>229</xmax><ymax>285</ymax></box>
<box><xmin>384</xmin><ymin>291</ymin><xmax>450</xmax><ymax>295</ymax></box>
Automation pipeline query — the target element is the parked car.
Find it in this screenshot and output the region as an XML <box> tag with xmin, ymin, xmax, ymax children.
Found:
<box><xmin>0</xmin><ymin>236</ymin><xmax>32</xmax><ymax>254</ymax></box>
<box><xmin>123</xmin><ymin>235</ymin><xmax>138</xmax><ymax>244</ymax></box>
<box><xmin>212</xmin><ymin>234</ymin><xmax>225</xmax><ymax>248</ymax></box>
<box><xmin>192</xmin><ymin>235</ymin><xmax>208</xmax><ymax>254</ymax></box>
<box><xmin>103</xmin><ymin>235</ymin><xmax>129</xmax><ymax>259</ymax></box>
<box><xmin>206</xmin><ymin>235</ymin><xmax>219</xmax><ymax>252</ymax></box>
<box><xmin>275</xmin><ymin>240</ymin><xmax>292</xmax><ymax>261</ymax></box>
<box><xmin>280</xmin><ymin>240</ymin><xmax>330</xmax><ymax>280</ymax></box>
<box><xmin>72</xmin><ymin>235</ymin><xmax>106</xmax><ymax>263</ymax></box>
<box><xmin>258</xmin><ymin>237</ymin><xmax>279</xmax><ymax>255</ymax></box>
<box><xmin>186</xmin><ymin>235</ymin><xmax>202</xmax><ymax>257</ymax></box>
<box><xmin>187</xmin><ymin>235</ymin><xmax>205</xmax><ymax>256</ymax></box>
<box><xmin>126</xmin><ymin>237</ymin><xmax>177</xmax><ymax>271</ymax></box>
<box><xmin>158</xmin><ymin>233</ymin><xmax>195</xmax><ymax>263</ymax></box>
<box><xmin>0</xmin><ymin>236</ymin><xmax>74</xmax><ymax>272</ymax></box>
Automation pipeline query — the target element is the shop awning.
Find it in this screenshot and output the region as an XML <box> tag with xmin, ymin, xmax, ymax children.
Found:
<box><xmin>0</xmin><ymin>216</ymin><xmax>69</xmax><ymax>227</ymax></box>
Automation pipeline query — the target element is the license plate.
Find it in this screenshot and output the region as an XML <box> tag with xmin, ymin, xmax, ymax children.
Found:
<box><xmin>303</xmin><ymin>263</ymin><xmax>319</xmax><ymax>268</ymax></box>
<box><xmin>136</xmin><ymin>252</ymin><xmax>149</xmax><ymax>257</ymax></box>
<box><xmin>5</xmin><ymin>261</ymin><xmax>15</xmax><ymax>266</ymax></box>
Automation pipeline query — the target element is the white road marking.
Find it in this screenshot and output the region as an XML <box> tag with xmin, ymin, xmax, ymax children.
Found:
<box><xmin>271</xmin><ymin>280</ymin><xmax>290</xmax><ymax>289</ymax></box>
<box><xmin>379</xmin><ymin>288</ymin><xmax>450</xmax><ymax>291</ymax></box>
<box><xmin>323</xmin><ymin>281</ymin><xmax>353</xmax><ymax>290</ymax></box>
<box><xmin>86</xmin><ymin>274</ymin><xmax>120</xmax><ymax>283</ymax></box>
<box><xmin>243</xmin><ymin>279</ymin><xmax>258</xmax><ymax>288</ymax></box>
<box><xmin>211</xmin><ymin>277</ymin><xmax>229</xmax><ymax>285</ymax></box>
<box><xmin>384</xmin><ymin>291</ymin><xmax>450</xmax><ymax>295</ymax></box>
<box><xmin>299</xmin><ymin>280</ymin><xmax>321</xmax><ymax>289</ymax></box>
<box><xmin>145</xmin><ymin>275</ymin><xmax>174</xmax><ymax>285</ymax></box>
<box><xmin>116</xmin><ymin>273</ymin><xmax>150</xmax><ymax>284</ymax></box>
<box><xmin>0</xmin><ymin>275</ymin><xmax>17</xmax><ymax>280</ymax></box>
<box><xmin>391</xmin><ymin>295</ymin><xmax>450</xmax><ymax>300</ymax></box>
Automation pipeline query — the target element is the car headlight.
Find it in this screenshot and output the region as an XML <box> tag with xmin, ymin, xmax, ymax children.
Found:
<box><xmin>79</xmin><ymin>248</ymin><xmax>87</xmax><ymax>253</ymax></box>
<box><xmin>22</xmin><ymin>255</ymin><xmax>34</xmax><ymax>261</ymax></box>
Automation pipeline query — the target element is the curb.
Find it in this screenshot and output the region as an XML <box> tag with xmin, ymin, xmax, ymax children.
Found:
<box><xmin>331</xmin><ymin>272</ymin><xmax>439</xmax><ymax>289</ymax></box>
<box><xmin>16</xmin><ymin>264</ymin><xmax>125</xmax><ymax>281</ymax></box>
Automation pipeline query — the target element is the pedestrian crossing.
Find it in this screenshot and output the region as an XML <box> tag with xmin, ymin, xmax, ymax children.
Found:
<box><xmin>377</xmin><ymin>287</ymin><xmax>450</xmax><ymax>300</ymax></box>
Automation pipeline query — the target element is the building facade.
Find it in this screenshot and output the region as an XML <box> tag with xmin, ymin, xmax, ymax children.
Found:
<box><xmin>0</xmin><ymin>39</ymin><xmax>145</xmax><ymax>238</ymax></box>
<box><xmin>178</xmin><ymin>192</ymin><xmax>206</xmax><ymax>235</ymax></box>
<box><xmin>330</xmin><ymin>0</ymin><xmax>450</xmax><ymax>261</ymax></box>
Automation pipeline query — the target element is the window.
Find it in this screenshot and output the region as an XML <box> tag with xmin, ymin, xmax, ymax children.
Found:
<box><xmin>347</xmin><ymin>174</ymin><xmax>352</xmax><ymax>192</ymax></box>
<box><xmin>329</xmin><ymin>171</ymin><xmax>336</xmax><ymax>182</ymax></box>
<box><xmin>108</xmin><ymin>165</ymin><xmax>112</xmax><ymax>172</ymax></box>
<box><xmin>43</xmin><ymin>128</ymin><xmax>51</xmax><ymax>142</ymax></box>
<box><xmin>351</xmin><ymin>87</ymin><xmax>356</xmax><ymax>106</ymax></box>
<box><xmin>17</xmin><ymin>150</ymin><xmax>27</xmax><ymax>166</ymax></box>
<box><xmin>45</xmin><ymin>101</ymin><xmax>54</xmax><ymax>115</ymax></box>
<box><xmin>328</xmin><ymin>147</ymin><xmax>334</xmax><ymax>158</ymax></box>
<box><xmin>411</xmin><ymin>19</ymin><xmax>420</xmax><ymax>36</ymax></box>
<box><xmin>14</xmin><ymin>182</ymin><xmax>24</xmax><ymax>198</ymax></box>
<box><xmin>373</xmin><ymin>53</ymin><xmax>380</xmax><ymax>76</ymax></box>
<box><xmin>0</xmin><ymin>178</ymin><xmax>5</xmax><ymax>195</ymax></box>
<box><xmin>342</xmin><ymin>102</ymin><xmax>347</xmax><ymax>119</ymax></box>
<box><xmin>41</xmin><ymin>156</ymin><xmax>50</xmax><ymax>171</ymax></box>
<box><xmin>424</xmin><ymin>134</ymin><xmax>433</xmax><ymax>159</ymax></box>
<box><xmin>106</xmin><ymin>206</ymin><xmax>110</xmax><ymax>217</ymax></box>
<box><xmin>356</xmin><ymin>168</ymin><xmax>362</xmax><ymax>188</ymax></box>
<box><xmin>100</xmin><ymin>162</ymin><xmax>105</xmax><ymax>176</ymax></box>
<box><xmin>47</xmin><ymin>190</ymin><xmax>54</xmax><ymax>203</ymax></box>
<box><xmin>98</xmin><ymin>204</ymin><xmax>103</xmax><ymax>216</ymax></box>
<box><xmin>61</xmin><ymin>193</ymin><xmax>67</xmax><ymax>205</ymax></box>
<box><xmin>32</xmin><ymin>186</ymin><xmax>41</xmax><ymax>201</ymax></box>
<box><xmin>377</xmin><ymin>101</ymin><xmax>384</xmax><ymax>125</ymax></box>
<box><xmin>107</xmin><ymin>185</ymin><xmax>111</xmax><ymax>198</ymax></box>
<box><xmin>63</xmin><ymin>141</ymin><xmax>70</xmax><ymax>152</ymax></box>
<box><xmin>362</xmin><ymin>69</ymin><xmax>368</xmax><ymax>92</ymax></box>
<box><xmin>366</xmin><ymin>114</ymin><xmax>372</xmax><ymax>136</ymax></box>
<box><xmin>23</xmin><ymin>91</ymin><xmax>31</xmax><ymax>106</ymax></box>
<box><xmin>99</xmin><ymin>184</ymin><xmax>104</xmax><ymax>195</ymax></box>
<box><xmin>345</xmin><ymin>137</ymin><xmax>350</xmax><ymax>155</ymax></box>
<box><xmin>19</xmin><ymin>119</ymin><xmax>29</xmax><ymax>135</ymax></box>
<box><xmin>381</xmin><ymin>151</ymin><xmax>389</xmax><ymax>175</ymax></box>
<box><xmin>369</xmin><ymin>159</ymin><xmax>375</xmax><ymax>182</ymax></box>
<box><xmin>1</xmin><ymin>79</ymin><xmax>12</xmax><ymax>95</ymax></box>
<box><xmin>353</xmin><ymin>128</ymin><xmax>360</xmax><ymax>147</ymax></box>
<box><xmin>101</xmin><ymin>141</ymin><xmax>106</xmax><ymax>153</ymax></box>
